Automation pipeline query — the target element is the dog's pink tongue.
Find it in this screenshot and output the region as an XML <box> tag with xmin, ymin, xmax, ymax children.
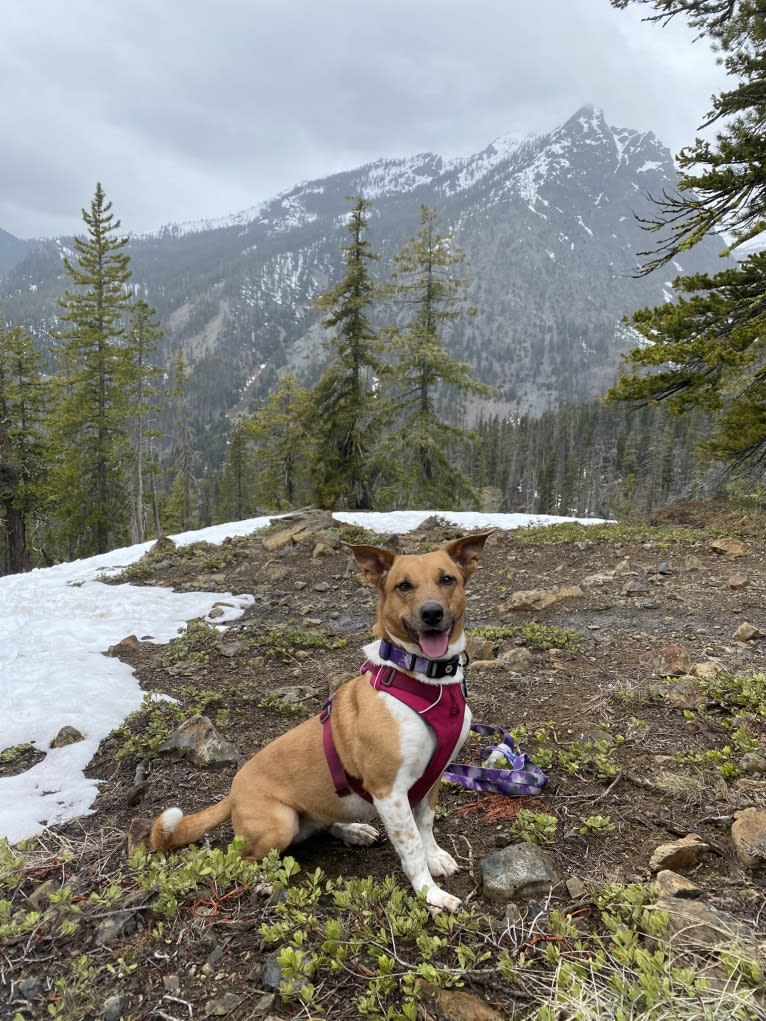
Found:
<box><xmin>419</xmin><ymin>630</ymin><xmax>450</xmax><ymax>659</ymax></box>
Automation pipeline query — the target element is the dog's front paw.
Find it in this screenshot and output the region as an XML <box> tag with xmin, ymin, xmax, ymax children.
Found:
<box><xmin>330</xmin><ymin>822</ymin><xmax>380</xmax><ymax>847</ymax></box>
<box><xmin>427</xmin><ymin>886</ymin><xmax>462</xmax><ymax>914</ymax></box>
<box><xmin>428</xmin><ymin>847</ymin><xmax>459</xmax><ymax>877</ymax></box>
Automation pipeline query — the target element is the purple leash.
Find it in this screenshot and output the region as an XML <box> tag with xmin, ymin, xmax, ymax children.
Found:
<box><xmin>443</xmin><ymin>722</ymin><xmax>547</xmax><ymax>796</ymax></box>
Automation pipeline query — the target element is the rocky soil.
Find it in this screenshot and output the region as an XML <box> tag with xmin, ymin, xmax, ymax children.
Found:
<box><xmin>3</xmin><ymin>505</ymin><xmax>766</xmax><ymax>1021</ymax></box>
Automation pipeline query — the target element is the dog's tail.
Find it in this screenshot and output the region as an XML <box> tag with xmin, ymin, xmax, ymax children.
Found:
<box><xmin>149</xmin><ymin>796</ymin><xmax>232</xmax><ymax>852</ymax></box>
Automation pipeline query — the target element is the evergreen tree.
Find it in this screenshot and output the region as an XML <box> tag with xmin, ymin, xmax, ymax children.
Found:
<box><xmin>48</xmin><ymin>182</ymin><xmax>134</xmax><ymax>556</ymax></box>
<box><xmin>311</xmin><ymin>197</ymin><xmax>382</xmax><ymax>509</ymax></box>
<box><xmin>379</xmin><ymin>205</ymin><xmax>489</xmax><ymax>508</ymax></box>
<box><xmin>612</xmin><ymin>0</ymin><xmax>765</xmax><ymax>266</ymax></box>
<box><xmin>164</xmin><ymin>350</ymin><xmax>195</xmax><ymax>532</ymax></box>
<box><xmin>0</xmin><ymin>324</ymin><xmax>49</xmax><ymax>572</ymax></box>
<box><xmin>123</xmin><ymin>299</ymin><xmax>163</xmax><ymax>543</ymax></box>
<box><xmin>217</xmin><ymin>422</ymin><xmax>254</xmax><ymax>522</ymax></box>
<box><xmin>244</xmin><ymin>373</ymin><xmax>313</xmax><ymax>510</ymax></box>
<box><xmin>608</xmin><ymin>1</ymin><xmax>766</xmax><ymax>476</ymax></box>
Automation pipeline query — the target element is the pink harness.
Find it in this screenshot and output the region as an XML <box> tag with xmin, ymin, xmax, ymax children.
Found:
<box><xmin>320</xmin><ymin>659</ymin><xmax>467</xmax><ymax>806</ymax></box>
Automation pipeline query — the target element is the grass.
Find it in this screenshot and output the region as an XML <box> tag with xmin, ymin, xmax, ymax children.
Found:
<box><xmin>468</xmin><ymin>622</ymin><xmax>584</xmax><ymax>653</ymax></box>
<box><xmin>509</xmin><ymin>520</ymin><xmax>715</xmax><ymax>547</ymax></box>
<box><xmin>6</xmin><ymin>831</ymin><xmax>763</xmax><ymax>1021</ymax></box>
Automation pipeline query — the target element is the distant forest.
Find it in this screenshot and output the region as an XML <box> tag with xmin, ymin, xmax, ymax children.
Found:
<box><xmin>463</xmin><ymin>400</ymin><xmax>722</xmax><ymax>519</ymax></box>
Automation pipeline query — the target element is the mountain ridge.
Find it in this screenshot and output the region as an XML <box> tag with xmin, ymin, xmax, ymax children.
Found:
<box><xmin>0</xmin><ymin>105</ymin><xmax>728</xmax><ymax>454</ymax></box>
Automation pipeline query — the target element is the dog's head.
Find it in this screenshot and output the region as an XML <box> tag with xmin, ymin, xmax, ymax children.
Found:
<box><xmin>346</xmin><ymin>532</ymin><xmax>492</xmax><ymax>659</ymax></box>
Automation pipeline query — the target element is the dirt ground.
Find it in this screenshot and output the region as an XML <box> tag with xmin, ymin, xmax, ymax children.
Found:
<box><xmin>3</xmin><ymin>505</ymin><xmax>766</xmax><ymax>1020</ymax></box>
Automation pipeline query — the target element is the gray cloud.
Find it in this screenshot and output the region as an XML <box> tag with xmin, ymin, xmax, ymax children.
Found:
<box><xmin>0</xmin><ymin>0</ymin><xmax>727</xmax><ymax>239</ymax></box>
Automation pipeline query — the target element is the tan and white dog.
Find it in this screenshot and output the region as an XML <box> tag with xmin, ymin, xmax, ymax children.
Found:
<box><xmin>147</xmin><ymin>531</ymin><xmax>491</xmax><ymax>912</ymax></box>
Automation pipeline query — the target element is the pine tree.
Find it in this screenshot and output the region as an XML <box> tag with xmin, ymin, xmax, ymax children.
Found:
<box><xmin>243</xmin><ymin>374</ymin><xmax>313</xmax><ymax>510</ymax></box>
<box><xmin>379</xmin><ymin>205</ymin><xmax>489</xmax><ymax>509</ymax></box>
<box><xmin>608</xmin><ymin>1</ymin><xmax>766</xmax><ymax>476</ymax></box>
<box><xmin>164</xmin><ymin>350</ymin><xmax>195</xmax><ymax>532</ymax></box>
<box><xmin>48</xmin><ymin>182</ymin><xmax>134</xmax><ymax>557</ymax></box>
<box><xmin>123</xmin><ymin>299</ymin><xmax>163</xmax><ymax>543</ymax></box>
<box><xmin>311</xmin><ymin>197</ymin><xmax>382</xmax><ymax>509</ymax></box>
<box><xmin>0</xmin><ymin>324</ymin><xmax>49</xmax><ymax>572</ymax></box>
<box><xmin>217</xmin><ymin>423</ymin><xmax>253</xmax><ymax>522</ymax></box>
<box><xmin>612</xmin><ymin>1</ymin><xmax>765</xmax><ymax>266</ymax></box>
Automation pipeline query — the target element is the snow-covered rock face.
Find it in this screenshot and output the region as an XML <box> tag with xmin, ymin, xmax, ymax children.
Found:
<box><xmin>1</xmin><ymin>105</ymin><xmax>727</xmax><ymax>421</ymax></box>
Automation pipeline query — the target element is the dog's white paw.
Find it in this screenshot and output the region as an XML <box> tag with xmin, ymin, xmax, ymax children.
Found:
<box><xmin>330</xmin><ymin>822</ymin><xmax>380</xmax><ymax>847</ymax></box>
<box><xmin>428</xmin><ymin>848</ymin><xmax>459</xmax><ymax>877</ymax></box>
<box><xmin>426</xmin><ymin>886</ymin><xmax>462</xmax><ymax>914</ymax></box>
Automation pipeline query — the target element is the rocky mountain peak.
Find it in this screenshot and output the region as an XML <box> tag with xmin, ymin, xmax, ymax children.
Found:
<box><xmin>0</xmin><ymin>106</ymin><xmax>728</xmax><ymax>440</ymax></box>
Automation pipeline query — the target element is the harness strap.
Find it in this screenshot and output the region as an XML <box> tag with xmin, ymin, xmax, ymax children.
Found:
<box><xmin>319</xmin><ymin>699</ymin><xmax>357</xmax><ymax>799</ymax></box>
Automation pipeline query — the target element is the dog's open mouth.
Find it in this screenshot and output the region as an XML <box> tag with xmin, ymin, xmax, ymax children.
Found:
<box><xmin>405</xmin><ymin>623</ymin><xmax>452</xmax><ymax>659</ymax></box>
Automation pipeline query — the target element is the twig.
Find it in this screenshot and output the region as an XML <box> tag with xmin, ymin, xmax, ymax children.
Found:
<box><xmin>591</xmin><ymin>771</ymin><xmax>623</xmax><ymax>803</ymax></box>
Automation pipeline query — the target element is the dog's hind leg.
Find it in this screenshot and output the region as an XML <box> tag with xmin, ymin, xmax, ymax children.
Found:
<box><xmin>328</xmin><ymin>822</ymin><xmax>379</xmax><ymax>846</ymax></box>
<box><xmin>231</xmin><ymin>800</ymin><xmax>301</xmax><ymax>860</ymax></box>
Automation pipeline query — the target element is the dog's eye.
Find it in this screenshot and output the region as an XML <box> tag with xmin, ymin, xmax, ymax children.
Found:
<box><xmin>440</xmin><ymin>573</ymin><xmax>456</xmax><ymax>586</ymax></box>
<box><xmin>395</xmin><ymin>579</ymin><xmax>413</xmax><ymax>593</ymax></box>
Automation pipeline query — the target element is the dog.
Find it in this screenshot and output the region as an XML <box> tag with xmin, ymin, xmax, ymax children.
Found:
<box><xmin>147</xmin><ymin>531</ymin><xmax>491</xmax><ymax>912</ymax></box>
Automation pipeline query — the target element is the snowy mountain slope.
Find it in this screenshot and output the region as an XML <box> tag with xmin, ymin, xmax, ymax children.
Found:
<box><xmin>0</xmin><ymin>105</ymin><xmax>728</xmax><ymax>427</ymax></box>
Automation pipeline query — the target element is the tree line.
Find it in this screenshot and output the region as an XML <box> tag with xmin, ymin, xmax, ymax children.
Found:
<box><xmin>0</xmin><ymin>183</ymin><xmax>208</xmax><ymax>573</ymax></box>
<box><xmin>215</xmin><ymin>198</ymin><xmax>489</xmax><ymax>520</ymax></box>
<box><xmin>0</xmin><ymin>193</ymin><xmax>487</xmax><ymax>573</ymax></box>
<box><xmin>464</xmin><ymin>401</ymin><xmax>724</xmax><ymax>518</ymax></box>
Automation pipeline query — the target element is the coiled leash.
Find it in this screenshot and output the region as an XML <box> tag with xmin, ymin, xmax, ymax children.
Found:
<box><xmin>443</xmin><ymin>722</ymin><xmax>548</xmax><ymax>796</ymax></box>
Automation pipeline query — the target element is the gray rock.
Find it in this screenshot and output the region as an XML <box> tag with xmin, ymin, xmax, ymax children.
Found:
<box><xmin>565</xmin><ymin>876</ymin><xmax>588</xmax><ymax>900</ymax></box>
<box><xmin>499</xmin><ymin>646</ymin><xmax>534</xmax><ymax>672</ymax></box>
<box><xmin>580</xmin><ymin>571</ymin><xmax>614</xmax><ymax>587</ymax></box>
<box><xmin>247</xmin><ymin>993</ymin><xmax>277</xmax><ymax>1017</ymax></box>
<box><xmin>16</xmin><ymin>976</ymin><xmax>41</xmax><ymax>1000</ymax></box>
<box><xmin>95</xmin><ymin>910</ymin><xmax>136</xmax><ymax>945</ymax></box>
<box><xmin>503</xmin><ymin>588</ymin><xmax>559</xmax><ymax>611</ymax></box>
<box><xmin>204</xmin><ymin>992</ymin><xmax>245</xmax><ymax>1016</ymax></box>
<box><xmin>733</xmin><ymin>622</ymin><xmax>763</xmax><ymax>642</ymax></box>
<box><xmin>219</xmin><ymin>641</ymin><xmax>243</xmax><ymax>657</ymax></box>
<box><xmin>623</xmin><ymin>579</ymin><xmax>650</xmax><ymax>595</ymax></box>
<box><xmin>738</xmin><ymin>752</ymin><xmax>766</xmax><ymax>777</ymax></box>
<box><xmin>103</xmin><ymin>995</ymin><xmax>124</xmax><ymax>1021</ymax></box>
<box><xmin>480</xmin><ymin>842</ymin><xmax>561</xmax><ymax>903</ymax></box>
<box><xmin>465</xmin><ymin>635</ymin><xmax>496</xmax><ymax>661</ymax></box>
<box><xmin>158</xmin><ymin>715</ymin><xmax>244</xmax><ymax>768</ymax></box>
<box><xmin>261</xmin><ymin>952</ymin><xmax>284</xmax><ymax>990</ymax></box>
<box><xmin>49</xmin><ymin>725</ymin><xmax>85</xmax><ymax>748</ymax></box>
<box><xmin>656</xmin><ymin>896</ymin><xmax>758</xmax><ymax>949</ymax></box>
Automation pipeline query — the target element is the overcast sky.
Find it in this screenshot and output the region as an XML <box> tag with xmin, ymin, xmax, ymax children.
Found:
<box><xmin>2</xmin><ymin>0</ymin><xmax>729</xmax><ymax>240</ymax></box>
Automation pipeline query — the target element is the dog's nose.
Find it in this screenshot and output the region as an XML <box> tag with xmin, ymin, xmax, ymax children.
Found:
<box><xmin>420</xmin><ymin>602</ymin><xmax>445</xmax><ymax>628</ymax></box>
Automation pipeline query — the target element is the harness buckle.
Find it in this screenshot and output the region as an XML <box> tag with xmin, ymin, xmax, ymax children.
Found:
<box><xmin>319</xmin><ymin>698</ymin><xmax>333</xmax><ymax>724</ymax></box>
<box><xmin>377</xmin><ymin>665</ymin><xmax>397</xmax><ymax>687</ymax></box>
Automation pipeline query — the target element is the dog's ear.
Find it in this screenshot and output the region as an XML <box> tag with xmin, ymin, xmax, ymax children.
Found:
<box><xmin>442</xmin><ymin>531</ymin><xmax>493</xmax><ymax>581</ymax></box>
<box><xmin>344</xmin><ymin>543</ymin><xmax>397</xmax><ymax>587</ymax></box>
